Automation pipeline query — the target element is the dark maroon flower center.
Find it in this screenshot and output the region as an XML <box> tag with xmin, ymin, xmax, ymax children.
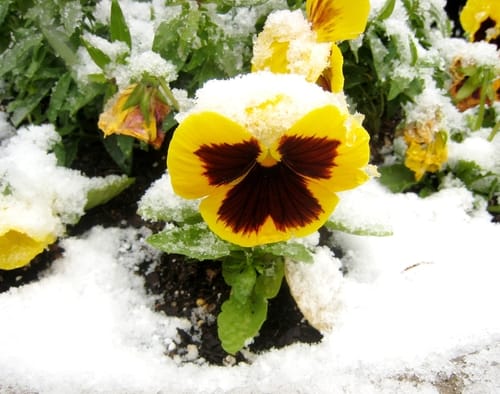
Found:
<box><xmin>195</xmin><ymin>135</ymin><xmax>340</xmax><ymax>235</ymax></box>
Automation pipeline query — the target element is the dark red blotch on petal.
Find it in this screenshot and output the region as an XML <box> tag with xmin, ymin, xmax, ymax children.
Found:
<box><xmin>195</xmin><ymin>139</ymin><xmax>261</xmax><ymax>186</ymax></box>
<box><xmin>279</xmin><ymin>134</ymin><xmax>339</xmax><ymax>179</ymax></box>
<box><xmin>195</xmin><ymin>135</ymin><xmax>340</xmax><ymax>236</ymax></box>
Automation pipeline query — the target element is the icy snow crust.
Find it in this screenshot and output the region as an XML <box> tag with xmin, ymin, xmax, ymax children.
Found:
<box><xmin>2</xmin><ymin>0</ymin><xmax>500</xmax><ymax>391</ymax></box>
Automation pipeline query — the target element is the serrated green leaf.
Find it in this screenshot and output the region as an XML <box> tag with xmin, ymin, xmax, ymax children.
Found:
<box><xmin>147</xmin><ymin>222</ymin><xmax>235</xmax><ymax>260</ymax></box>
<box><xmin>378</xmin><ymin>163</ymin><xmax>418</xmax><ymax>193</ymax></box>
<box><xmin>47</xmin><ymin>71</ymin><xmax>72</xmax><ymax>123</ymax></box>
<box><xmin>85</xmin><ymin>175</ymin><xmax>135</xmax><ymax>210</ymax></box>
<box><xmin>324</xmin><ymin>220</ymin><xmax>393</xmax><ymax>236</ymax></box>
<box><xmin>81</xmin><ymin>38</ymin><xmax>112</xmax><ymax>69</ymax></box>
<box><xmin>217</xmin><ymin>293</ymin><xmax>267</xmax><ymax>354</ymax></box>
<box><xmin>110</xmin><ymin>0</ymin><xmax>132</xmax><ymax>48</ymax></box>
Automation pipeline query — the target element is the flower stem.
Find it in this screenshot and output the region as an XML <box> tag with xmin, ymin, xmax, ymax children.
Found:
<box><xmin>159</xmin><ymin>78</ymin><xmax>180</xmax><ymax>112</ymax></box>
<box><xmin>487</xmin><ymin>121</ymin><xmax>500</xmax><ymax>142</ymax></box>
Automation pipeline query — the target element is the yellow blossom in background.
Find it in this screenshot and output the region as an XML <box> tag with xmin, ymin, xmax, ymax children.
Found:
<box><xmin>460</xmin><ymin>0</ymin><xmax>500</xmax><ymax>47</ymax></box>
<box><xmin>251</xmin><ymin>0</ymin><xmax>370</xmax><ymax>92</ymax></box>
<box><xmin>98</xmin><ymin>83</ymin><xmax>171</xmax><ymax>149</ymax></box>
<box><xmin>403</xmin><ymin>121</ymin><xmax>448</xmax><ymax>181</ymax></box>
<box><xmin>167</xmin><ymin>73</ymin><xmax>370</xmax><ymax>247</ymax></box>
<box><xmin>0</xmin><ymin>199</ymin><xmax>59</xmax><ymax>270</ymax></box>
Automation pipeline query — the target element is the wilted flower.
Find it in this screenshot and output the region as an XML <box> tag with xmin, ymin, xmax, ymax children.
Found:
<box><xmin>448</xmin><ymin>57</ymin><xmax>500</xmax><ymax>112</ymax></box>
<box><xmin>251</xmin><ymin>0</ymin><xmax>370</xmax><ymax>92</ymax></box>
<box><xmin>403</xmin><ymin>120</ymin><xmax>448</xmax><ymax>181</ymax></box>
<box><xmin>167</xmin><ymin>73</ymin><xmax>370</xmax><ymax>247</ymax></box>
<box><xmin>460</xmin><ymin>0</ymin><xmax>500</xmax><ymax>48</ymax></box>
<box><xmin>0</xmin><ymin>199</ymin><xmax>60</xmax><ymax>270</ymax></box>
<box><xmin>98</xmin><ymin>83</ymin><xmax>171</xmax><ymax>149</ymax></box>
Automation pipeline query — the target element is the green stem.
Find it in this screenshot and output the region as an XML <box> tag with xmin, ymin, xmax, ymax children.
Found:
<box><xmin>473</xmin><ymin>69</ymin><xmax>493</xmax><ymax>131</ymax></box>
<box><xmin>487</xmin><ymin>121</ymin><xmax>500</xmax><ymax>142</ymax></box>
<box><xmin>159</xmin><ymin>78</ymin><xmax>180</xmax><ymax>112</ymax></box>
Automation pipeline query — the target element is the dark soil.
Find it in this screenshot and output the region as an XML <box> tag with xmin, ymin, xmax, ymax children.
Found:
<box><xmin>0</xmin><ymin>138</ymin><xmax>322</xmax><ymax>365</ymax></box>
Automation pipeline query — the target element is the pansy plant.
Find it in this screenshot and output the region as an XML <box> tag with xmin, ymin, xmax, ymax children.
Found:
<box><xmin>140</xmin><ymin>72</ymin><xmax>372</xmax><ymax>354</ymax></box>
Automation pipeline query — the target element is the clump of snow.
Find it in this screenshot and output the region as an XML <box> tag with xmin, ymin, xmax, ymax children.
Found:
<box><xmin>113</xmin><ymin>51</ymin><xmax>178</xmax><ymax>89</ymax></box>
<box><xmin>178</xmin><ymin>72</ymin><xmax>348</xmax><ymax>145</ymax></box>
<box><xmin>1</xmin><ymin>180</ymin><xmax>500</xmax><ymax>392</ymax></box>
<box><xmin>448</xmin><ymin>128</ymin><xmax>500</xmax><ymax>173</ymax></box>
<box><xmin>433</xmin><ymin>37</ymin><xmax>500</xmax><ymax>70</ymax></box>
<box><xmin>138</xmin><ymin>172</ymin><xmax>199</xmax><ymax>223</ymax></box>
<box><xmin>0</xmin><ymin>226</ymin><xmax>189</xmax><ymax>393</ymax></box>
<box><xmin>0</xmin><ymin>124</ymin><xmax>130</xmax><ymax>232</ymax></box>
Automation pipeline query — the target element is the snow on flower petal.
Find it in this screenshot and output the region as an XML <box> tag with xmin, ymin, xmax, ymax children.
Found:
<box><xmin>0</xmin><ymin>198</ymin><xmax>60</xmax><ymax>270</ymax></box>
<box><xmin>251</xmin><ymin>0</ymin><xmax>369</xmax><ymax>92</ymax></box>
<box><xmin>167</xmin><ymin>73</ymin><xmax>370</xmax><ymax>247</ymax></box>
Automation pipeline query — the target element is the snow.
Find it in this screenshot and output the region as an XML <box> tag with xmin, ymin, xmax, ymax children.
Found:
<box><xmin>2</xmin><ymin>0</ymin><xmax>500</xmax><ymax>392</ymax></box>
<box><xmin>1</xmin><ymin>176</ymin><xmax>500</xmax><ymax>392</ymax></box>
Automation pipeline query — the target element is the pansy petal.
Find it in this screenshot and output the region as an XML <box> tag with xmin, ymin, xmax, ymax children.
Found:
<box><xmin>306</xmin><ymin>0</ymin><xmax>370</xmax><ymax>42</ymax></box>
<box><xmin>279</xmin><ymin>105</ymin><xmax>369</xmax><ymax>193</ymax></box>
<box><xmin>199</xmin><ymin>165</ymin><xmax>339</xmax><ymax>247</ymax></box>
<box><xmin>167</xmin><ymin>112</ymin><xmax>261</xmax><ymax>199</ymax></box>
<box><xmin>328</xmin><ymin>44</ymin><xmax>345</xmax><ymax>92</ymax></box>
<box><xmin>251</xmin><ymin>40</ymin><xmax>290</xmax><ymax>74</ymax></box>
<box><xmin>0</xmin><ymin>230</ymin><xmax>55</xmax><ymax>270</ymax></box>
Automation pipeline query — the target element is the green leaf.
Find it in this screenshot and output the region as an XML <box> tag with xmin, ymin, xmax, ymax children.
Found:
<box><xmin>378</xmin><ymin>163</ymin><xmax>418</xmax><ymax>193</ymax></box>
<box><xmin>147</xmin><ymin>222</ymin><xmax>236</xmax><ymax>261</ymax></box>
<box><xmin>324</xmin><ymin>220</ymin><xmax>393</xmax><ymax>236</ymax></box>
<box><xmin>377</xmin><ymin>0</ymin><xmax>396</xmax><ymax>21</ymax></box>
<box><xmin>81</xmin><ymin>38</ymin><xmax>112</xmax><ymax>69</ymax></box>
<box><xmin>152</xmin><ymin>6</ymin><xmax>200</xmax><ymax>70</ymax></box>
<box><xmin>40</xmin><ymin>25</ymin><xmax>78</xmax><ymax>67</ymax></box>
<box><xmin>85</xmin><ymin>175</ymin><xmax>135</xmax><ymax>210</ymax></box>
<box><xmin>110</xmin><ymin>0</ymin><xmax>132</xmax><ymax>48</ymax></box>
<box><xmin>453</xmin><ymin>160</ymin><xmax>500</xmax><ymax>197</ymax></box>
<box><xmin>0</xmin><ymin>0</ymin><xmax>12</xmax><ymax>25</ymax></box>
<box><xmin>102</xmin><ymin>134</ymin><xmax>134</xmax><ymax>174</ymax></box>
<box><xmin>7</xmin><ymin>82</ymin><xmax>53</xmax><ymax>126</ymax></box>
<box><xmin>47</xmin><ymin>71</ymin><xmax>73</xmax><ymax>123</ymax></box>
<box><xmin>217</xmin><ymin>293</ymin><xmax>267</xmax><ymax>354</ymax></box>
<box><xmin>256</xmin><ymin>241</ymin><xmax>314</xmax><ymax>263</ymax></box>
<box><xmin>254</xmin><ymin>258</ymin><xmax>284</xmax><ymax>299</ymax></box>
<box><xmin>222</xmin><ymin>258</ymin><xmax>257</xmax><ymax>303</ymax></box>
<box><xmin>0</xmin><ymin>34</ymin><xmax>43</xmax><ymax>78</ymax></box>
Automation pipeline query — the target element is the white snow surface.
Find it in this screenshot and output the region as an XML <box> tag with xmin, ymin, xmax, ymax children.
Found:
<box><xmin>1</xmin><ymin>179</ymin><xmax>499</xmax><ymax>393</ymax></box>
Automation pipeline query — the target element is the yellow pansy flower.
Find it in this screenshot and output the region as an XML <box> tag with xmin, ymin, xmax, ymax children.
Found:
<box><xmin>167</xmin><ymin>73</ymin><xmax>370</xmax><ymax>247</ymax></box>
<box><xmin>460</xmin><ymin>0</ymin><xmax>500</xmax><ymax>47</ymax></box>
<box><xmin>0</xmin><ymin>199</ymin><xmax>59</xmax><ymax>270</ymax></box>
<box><xmin>251</xmin><ymin>0</ymin><xmax>370</xmax><ymax>92</ymax></box>
<box><xmin>403</xmin><ymin>121</ymin><xmax>448</xmax><ymax>181</ymax></box>
<box><xmin>98</xmin><ymin>83</ymin><xmax>171</xmax><ymax>149</ymax></box>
